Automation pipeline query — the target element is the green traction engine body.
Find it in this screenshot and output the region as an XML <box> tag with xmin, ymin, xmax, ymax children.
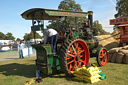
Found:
<box><xmin>32</xmin><ymin>44</ymin><xmax>60</xmax><ymax>75</ymax></box>
<box><xmin>21</xmin><ymin>8</ymin><xmax>108</xmax><ymax>76</ymax></box>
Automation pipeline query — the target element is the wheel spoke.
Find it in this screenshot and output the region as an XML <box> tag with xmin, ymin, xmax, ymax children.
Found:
<box><xmin>80</xmin><ymin>55</ymin><xmax>83</xmax><ymax>58</ymax></box>
<box><xmin>99</xmin><ymin>55</ymin><xmax>103</xmax><ymax>58</ymax></box>
<box><xmin>79</xmin><ymin>59</ymin><xmax>85</xmax><ymax>64</ymax></box>
<box><xmin>66</xmin><ymin>57</ymin><xmax>72</xmax><ymax>60</ymax></box>
<box><xmin>69</xmin><ymin>64</ymin><xmax>71</xmax><ymax>71</ymax></box>
<box><xmin>69</xmin><ymin>47</ymin><xmax>73</xmax><ymax>54</ymax></box>
<box><xmin>67</xmin><ymin>53</ymin><xmax>75</xmax><ymax>57</ymax></box>
<box><xmin>72</xmin><ymin>62</ymin><xmax>77</xmax><ymax>71</ymax></box>
<box><xmin>72</xmin><ymin>45</ymin><xmax>76</xmax><ymax>54</ymax></box>
<box><xmin>75</xmin><ymin>43</ymin><xmax>78</xmax><ymax>51</ymax></box>
<box><xmin>67</xmin><ymin>60</ymin><xmax>75</xmax><ymax>65</ymax></box>
<box><xmin>78</xmin><ymin>61</ymin><xmax>81</xmax><ymax>68</ymax></box>
<box><xmin>78</xmin><ymin>49</ymin><xmax>85</xmax><ymax>55</ymax></box>
<box><xmin>76</xmin><ymin>63</ymin><xmax>78</xmax><ymax>69</ymax></box>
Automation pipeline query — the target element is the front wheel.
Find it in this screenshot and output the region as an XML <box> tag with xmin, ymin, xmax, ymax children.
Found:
<box><xmin>96</xmin><ymin>47</ymin><xmax>108</xmax><ymax>66</ymax></box>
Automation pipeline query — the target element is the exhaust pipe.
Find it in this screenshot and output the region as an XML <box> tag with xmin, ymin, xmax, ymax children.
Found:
<box><xmin>88</xmin><ymin>11</ymin><xmax>93</xmax><ymax>30</ymax></box>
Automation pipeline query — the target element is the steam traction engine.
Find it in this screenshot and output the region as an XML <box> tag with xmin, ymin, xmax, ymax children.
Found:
<box><xmin>21</xmin><ymin>8</ymin><xmax>108</xmax><ymax>76</ymax></box>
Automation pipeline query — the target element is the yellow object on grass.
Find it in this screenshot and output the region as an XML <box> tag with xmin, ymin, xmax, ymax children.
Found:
<box><xmin>24</xmin><ymin>78</ymin><xmax>35</xmax><ymax>85</ymax></box>
<box><xmin>83</xmin><ymin>74</ymin><xmax>101</xmax><ymax>80</ymax></box>
<box><xmin>72</xmin><ymin>64</ymin><xmax>101</xmax><ymax>84</ymax></box>
<box><xmin>85</xmin><ymin>78</ymin><xmax>101</xmax><ymax>84</ymax></box>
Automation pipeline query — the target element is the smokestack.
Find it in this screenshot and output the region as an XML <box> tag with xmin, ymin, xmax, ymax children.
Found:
<box><xmin>88</xmin><ymin>11</ymin><xmax>93</xmax><ymax>30</ymax></box>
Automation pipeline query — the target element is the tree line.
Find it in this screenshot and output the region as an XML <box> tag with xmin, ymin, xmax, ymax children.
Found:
<box><xmin>0</xmin><ymin>32</ymin><xmax>15</xmax><ymax>41</ymax></box>
<box><xmin>0</xmin><ymin>31</ymin><xmax>42</xmax><ymax>41</ymax></box>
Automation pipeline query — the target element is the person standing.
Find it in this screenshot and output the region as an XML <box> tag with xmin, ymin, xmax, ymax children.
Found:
<box><xmin>18</xmin><ymin>41</ymin><xmax>24</xmax><ymax>58</ymax></box>
<box><xmin>42</xmin><ymin>28</ymin><xmax>58</xmax><ymax>53</ymax></box>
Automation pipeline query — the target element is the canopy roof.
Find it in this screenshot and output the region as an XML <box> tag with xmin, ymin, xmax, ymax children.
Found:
<box><xmin>21</xmin><ymin>8</ymin><xmax>87</xmax><ymax>20</ymax></box>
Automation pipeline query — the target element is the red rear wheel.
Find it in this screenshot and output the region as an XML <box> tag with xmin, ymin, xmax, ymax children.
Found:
<box><xmin>97</xmin><ymin>48</ymin><xmax>108</xmax><ymax>66</ymax></box>
<box><xmin>59</xmin><ymin>39</ymin><xmax>89</xmax><ymax>76</ymax></box>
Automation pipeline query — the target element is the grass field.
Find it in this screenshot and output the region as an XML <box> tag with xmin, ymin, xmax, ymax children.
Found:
<box><xmin>0</xmin><ymin>51</ymin><xmax>18</xmax><ymax>57</ymax></box>
<box><xmin>0</xmin><ymin>57</ymin><xmax>128</xmax><ymax>85</ymax></box>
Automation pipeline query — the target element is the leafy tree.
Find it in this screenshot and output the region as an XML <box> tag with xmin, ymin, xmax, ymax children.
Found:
<box><xmin>23</xmin><ymin>31</ymin><xmax>42</xmax><ymax>41</ymax></box>
<box><xmin>93</xmin><ymin>21</ymin><xmax>110</xmax><ymax>36</ymax></box>
<box><xmin>115</xmin><ymin>0</ymin><xmax>128</xmax><ymax>18</ymax></box>
<box><xmin>47</xmin><ymin>0</ymin><xmax>86</xmax><ymax>32</ymax></box>
<box><xmin>47</xmin><ymin>0</ymin><xmax>109</xmax><ymax>36</ymax></box>
<box><xmin>24</xmin><ymin>33</ymin><xmax>30</xmax><ymax>41</ymax></box>
<box><xmin>16</xmin><ymin>38</ymin><xmax>21</xmax><ymax>41</ymax></box>
<box><xmin>0</xmin><ymin>32</ymin><xmax>6</xmax><ymax>40</ymax></box>
<box><xmin>5</xmin><ymin>32</ymin><xmax>15</xmax><ymax>40</ymax></box>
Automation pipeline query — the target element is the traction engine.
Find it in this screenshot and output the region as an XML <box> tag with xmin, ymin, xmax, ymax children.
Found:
<box><xmin>21</xmin><ymin>8</ymin><xmax>108</xmax><ymax>76</ymax></box>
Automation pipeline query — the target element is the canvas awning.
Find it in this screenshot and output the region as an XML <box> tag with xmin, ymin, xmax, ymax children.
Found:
<box><xmin>21</xmin><ymin>8</ymin><xmax>87</xmax><ymax>20</ymax></box>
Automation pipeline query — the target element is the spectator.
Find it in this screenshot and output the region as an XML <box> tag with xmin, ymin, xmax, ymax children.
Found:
<box><xmin>18</xmin><ymin>41</ymin><xmax>24</xmax><ymax>58</ymax></box>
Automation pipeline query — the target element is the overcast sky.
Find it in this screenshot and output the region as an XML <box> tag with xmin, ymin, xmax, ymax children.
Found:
<box><xmin>0</xmin><ymin>0</ymin><xmax>116</xmax><ymax>39</ymax></box>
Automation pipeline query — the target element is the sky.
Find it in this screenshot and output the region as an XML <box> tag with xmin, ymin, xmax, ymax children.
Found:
<box><xmin>0</xmin><ymin>0</ymin><xmax>117</xmax><ymax>39</ymax></box>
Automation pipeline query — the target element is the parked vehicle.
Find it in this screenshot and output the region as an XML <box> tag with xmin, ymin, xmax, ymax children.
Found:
<box><xmin>0</xmin><ymin>45</ymin><xmax>10</xmax><ymax>51</ymax></box>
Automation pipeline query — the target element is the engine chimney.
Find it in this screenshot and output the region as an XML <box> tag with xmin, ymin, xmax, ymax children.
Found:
<box><xmin>88</xmin><ymin>11</ymin><xmax>93</xmax><ymax>30</ymax></box>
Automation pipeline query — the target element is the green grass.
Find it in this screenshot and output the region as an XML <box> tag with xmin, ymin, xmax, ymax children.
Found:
<box><xmin>0</xmin><ymin>51</ymin><xmax>18</xmax><ymax>57</ymax></box>
<box><xmin>0</xmin><ymin>57</ymin><xmax>128</xmax><ymax>85</ymax></box>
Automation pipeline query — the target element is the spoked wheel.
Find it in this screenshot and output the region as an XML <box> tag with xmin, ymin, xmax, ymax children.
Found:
<box><xmin>96</xmin><ymin>47</ymin><xmax>108</xmax><ymax>66</ymax></box>
<box><xmin>59</xmin><ymin>39</ymin><xmax>89</xmax><ymax>76</ymax></box>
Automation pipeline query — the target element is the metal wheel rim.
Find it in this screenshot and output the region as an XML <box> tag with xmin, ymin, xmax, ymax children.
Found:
<box><xmin>99</xmin><ymin>48</ymin><xmax>108</xmax><ymax>66</ymax></box>
<box><xmin>66</xmin><ymin>40</ymin><xmax>89</xmax><ymax>72</ymax></box>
